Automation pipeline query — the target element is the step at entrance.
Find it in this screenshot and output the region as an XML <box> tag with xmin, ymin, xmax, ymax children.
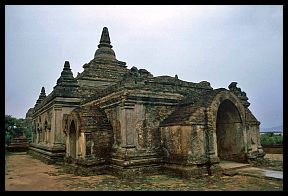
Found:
<box><xmin>219</xmin><ymin>160</ymin><xmax>251</xmax><ymax>171</ymax></box>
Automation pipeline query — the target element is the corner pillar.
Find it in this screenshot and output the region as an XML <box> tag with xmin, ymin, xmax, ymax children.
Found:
<box><xmin>205</xmin><ymin>108</ymin><xmax>220</xmax><ymax>164</ymax></box>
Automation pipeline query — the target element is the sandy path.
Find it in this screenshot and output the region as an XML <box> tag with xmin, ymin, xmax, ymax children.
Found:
<box><xmin>264</xmin><ymin>154</ymin><xmax>283</xmax><ymax>161</ymax></box>
<box><xmin>5</xmin><ymin>153</ymin><xmax>80</xmax><ymax>191</ymax></box>
<box><xmin>5</xmin><ymin>152</ymin><xmax>283</xmax><ymax>191</ymax></box>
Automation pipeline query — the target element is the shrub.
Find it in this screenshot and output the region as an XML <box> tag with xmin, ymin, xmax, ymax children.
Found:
<box><xmin>261</xmin><ymin>133</ymin><xmax>283</xmax><ymax>146</ymax></box>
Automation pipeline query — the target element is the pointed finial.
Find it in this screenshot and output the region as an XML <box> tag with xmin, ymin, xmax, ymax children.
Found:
<box><xmin>56</xmin><ymin>61</ymin><xmax>74</xmax><ymax>85</ymax></box>
<box><xmin>35</xmin><ymin>86</ymin><xmax>46</xmax><ymax>106</ymax></box>
<box><xmin>64</xmin><ymin>61</ymin><xmax>70</xmax><ymax>69</ymax></box>
<box><xmin>40</xmin><ymin>87</ymin><xmax>46</xmax><ymax>96</ymax></box>
<box><xmin>98</xmin><ymin>27</ymin><xmax>112</xmax><ymax>48</ymax></box>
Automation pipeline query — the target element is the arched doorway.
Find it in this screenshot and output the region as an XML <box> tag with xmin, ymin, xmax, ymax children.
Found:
<box><xmin>69</xmin><ymin>121</ymin><xmax>77</xmax><ymax>159</ymax></box>
<box><xmin>216</xmin><ymin>99</ymin><xmax>245</xmax><ymax>162</ymax></box>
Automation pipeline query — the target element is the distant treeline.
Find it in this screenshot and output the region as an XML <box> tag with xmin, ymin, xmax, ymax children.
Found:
<box><xmin>5</xmin><ymin>115</ymin><xmax>32</xmax><ymax>145</ymax></box>
<box><xmin>260</xmin><ymin>132</ymin><xmax>283</xmax><ymax>146</ymax></box>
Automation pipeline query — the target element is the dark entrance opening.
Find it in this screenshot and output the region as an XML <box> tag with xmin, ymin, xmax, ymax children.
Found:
<box><xmin>69</xmin><ymin>121</ymin><xmax>76</xmax><ymax>159</ymax></box>
<box><xmin>216</xmin><ymin>100</ymin><xmax>246</xmax><ymax>162</ymax></box>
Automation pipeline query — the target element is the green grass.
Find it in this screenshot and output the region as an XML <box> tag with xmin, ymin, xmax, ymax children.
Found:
<box><xmin>5</xmin><ymin>150</ymin><xmax>12</xmax><ymax>175</ymax></box>
<box><xmin>5</xmin><ymin>150</ymin><xmax>12</xmax><ymax>157</ymax></box>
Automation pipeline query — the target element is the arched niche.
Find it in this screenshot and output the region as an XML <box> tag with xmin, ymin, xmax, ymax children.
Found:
<box><xmin>216</xmin><ymin>99</ymin><xmax>245</xmax><ymax>162</ymax></box>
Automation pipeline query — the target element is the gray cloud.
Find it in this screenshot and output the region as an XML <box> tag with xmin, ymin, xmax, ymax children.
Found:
<box><xmin>5</xmin><ymin>5</ymin><xmax>282</xmax><ymax>129</ymax></box>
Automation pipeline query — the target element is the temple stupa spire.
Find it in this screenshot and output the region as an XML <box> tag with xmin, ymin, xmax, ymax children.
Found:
<box><xmin>98</xmin><ymin>27</ymin><xmax>112</xmax><ymax>48</ymax></box>
<box><xmin>90</xmin><ymin>27</ymin><xmax>126</xmax><ymax>67</ymax></box>
<box><xmin>35</xmin><ymin>86</ymin><xmax>46</xmax><ymax>107</ymax></box>
<box><xmin>94</xmin><ymin>27</ymin><xmax>116</xmax><ymax>60</ymax></box>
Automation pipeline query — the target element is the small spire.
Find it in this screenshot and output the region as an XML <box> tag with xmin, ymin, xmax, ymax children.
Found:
<box><xmin>98</xmin><ymin>27</ymin><xmax>112</xmax><ymax>48</ymax></box>
<box><xmin>40</xmin><ymin>87</ymin><xmax>46</xmax><ymax>96</ymax></box>
<box><xmin>56</xmin><ymin>61</ymin><xmax>76</xmax><ymax>85</ymax></box>
<box><xmin>64</xmin><ymin>61</ymin><xmax>70</xmax><ymax>69</ymax></box>
<box><xmin>93</xmin><ymin>27</ymin><xmax>126</xmax><ymax>67</ymax></box>
<box><xmin>53</xmin><ymin>60</ymin><xmax>79</xmax><ymax>96</ymax></box>
<box><xmin>35</xmin><ymin>86</ymin><xmax>46</xmax><ymax>106</ymax></box>
<box><xmin>53</xmin><ymin>61</ymin><xmax>79</xmax><ymax>98</ymax></box>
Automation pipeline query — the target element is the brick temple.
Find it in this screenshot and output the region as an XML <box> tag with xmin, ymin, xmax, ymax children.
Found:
<box><xmin>27</xmin><ymin>27</ymin><xmax>265</xmax><ymax>177</ymax></box>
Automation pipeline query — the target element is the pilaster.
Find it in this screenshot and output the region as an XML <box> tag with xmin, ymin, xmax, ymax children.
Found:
<box><xmin>119</xmin><ymin>100</ymin><xmax>136</xmax><ymax>148</ymax></box>
<box><xmin>53</xmin><ymin>106</ymin><xmax>64</xmax><ymax>148</ymax></box>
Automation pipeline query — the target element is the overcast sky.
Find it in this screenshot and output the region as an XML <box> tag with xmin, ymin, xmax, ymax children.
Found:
<box><xmin>5</xmin><ymin>5</ymin><xmax>283</xmax><ymax>129</ymax></box>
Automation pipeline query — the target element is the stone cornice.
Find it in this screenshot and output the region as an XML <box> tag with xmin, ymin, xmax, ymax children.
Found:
<box><xmin>33</xmin><ymin>97</ymin><xmax>81</xmax><ymax>118</ymax></box>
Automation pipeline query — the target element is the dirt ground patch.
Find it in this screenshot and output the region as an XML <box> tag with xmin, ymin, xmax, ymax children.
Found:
<box><xmin>264</xmin><ymin>154</ymin><xmax>283</xmax><ymax>161</ymax></box>
<box><xmin>5</xmin><ymin>152</ymin><xmax>283</xmax><ymax>191</ymax></box>
<box><xmin>251</xmin><ymin>154</ymin><xmax>283</xmax><ymax>171</ymax></box>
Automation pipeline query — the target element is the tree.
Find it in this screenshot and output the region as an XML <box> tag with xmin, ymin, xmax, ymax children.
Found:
<box><xmin>19</xmin><ymin>118</ymin><xmax>32</xmax><ymax>143</ymax></box>
<box><xmin>260</xmin><ymin>132</ymin><xmax>283</xmax><ymax>146</ymax></box>
<box><xmin>5</xmin><ymin>115</ymin><xmax>32</xmax><ymax>145</ymax></box>
<box><xmin>5</xmin><ymin>115</ymin><xmax>18</xmax><ymax>145</ymax></box>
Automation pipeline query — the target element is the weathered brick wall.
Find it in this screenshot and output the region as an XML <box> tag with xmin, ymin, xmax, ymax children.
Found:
<box><xmin>103</xmin><ymin>101</ymin><xmax>175</xmax><ymax>154</ymax></box>
<box><xmin>104</xmin><ymin>106</ymin><xmax>121</xmax><ymax>148</ymax></box>
<box><xmin>83</xmin><ymin>107</ymin><xmax>113</xmax><ymax>160</ymax></box>
<box><xmin>247</xmin><ymin>124</ymin><xmax>261</xmax><ymax>152</ymax></box>
<box><xmin>160</xmin><ymin>124</ymin><xmax>206</xmax><ymax>165</ymax></box>
<box><xmin>91</xmin><ymin>131</ymin><xmax>113</xmax><ymax>158</ymax></box>
<box><xmin>138</xmin><ymin>104</ymin><xmax>174</xmax><ymax>151</ymax></box>
<box><xmin>65</xmin><ymin>106</ymin><xmax>113</xmax><ymax>161</ymax></box>
<box><xmin>262</xmin><ymin>145</ymin><xmax>283</xmax><ymax>154</ymax></box>
<box><xmin>32</xmin><ymin>109</ymin><xmax>54</xmax><ymax>145</ymax></box>
<box><xmin>160</xmin><ymin>89</ymin><xmax>264</xmax><ymax>165</ymax></box>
